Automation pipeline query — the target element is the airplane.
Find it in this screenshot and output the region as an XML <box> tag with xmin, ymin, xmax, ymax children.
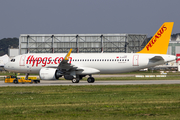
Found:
<box><xmin>4</xmin><ymin>22</ymin><xmax>176</xmax><ymax>83</ymax></box>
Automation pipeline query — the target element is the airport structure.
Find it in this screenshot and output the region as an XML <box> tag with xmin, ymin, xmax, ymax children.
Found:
<box><xmin>6</xmin><ymin>33</ymin><xmax>180</xmax><ymax>71</ymax></box>
<box><xmin>167</xmin><ymin>34</ymin><xmax>180</xmax><ymax>55</ymax></box>
<box><xmin>19</xmin><ymin>34</ymin><xmax>147</xmax><ymax>54</ymax></box>
<box><xmin>8</xmin><ymin>48</ymin><xmax>19</xmax><ymax>58</ymax></box>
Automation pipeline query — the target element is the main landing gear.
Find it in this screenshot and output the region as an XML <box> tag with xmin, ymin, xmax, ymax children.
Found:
<box><xmin>87</xmin><ymin>77</ymin><xmax>95</xmax><ymax>83</ymax></box>
<box><xmin>71</xmin><ymin>75</ymin><xmax>95</xmax><ymax>83</ymax></box>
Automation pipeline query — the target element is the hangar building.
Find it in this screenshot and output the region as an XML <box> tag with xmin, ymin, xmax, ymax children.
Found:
<box><xmin>167</xmin><ymin>34</ymin><xmax>180</xmax><ymax>55</ymax></box>
<box><xmin>19</xmin><ymin>34</ymin><xmax>147</xmax><ymax>54</ymax></box>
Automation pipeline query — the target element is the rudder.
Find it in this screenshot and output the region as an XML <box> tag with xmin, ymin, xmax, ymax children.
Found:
<box><xmin>137</xmin><ymin>22</ymin><xmax>174</xmax><ymax>54</ymax></box>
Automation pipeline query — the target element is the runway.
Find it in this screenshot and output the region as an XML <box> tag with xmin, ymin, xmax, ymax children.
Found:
<box><xmin>1</xmin><ymin>80</ymin><xmax>180</xmax><ymax>87</ymax></box>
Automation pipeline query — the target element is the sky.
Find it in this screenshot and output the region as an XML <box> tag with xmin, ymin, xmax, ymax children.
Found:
<box><xmin>0</xmin><ymin>0</ymin><xmax>180</xmax><ymax>39</ymax></box>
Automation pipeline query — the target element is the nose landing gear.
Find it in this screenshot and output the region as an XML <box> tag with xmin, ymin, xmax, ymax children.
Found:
<box><xmin>72</xmin><ymin>78</ymin><xmax>79</xmax><ymax>83</ymax></box>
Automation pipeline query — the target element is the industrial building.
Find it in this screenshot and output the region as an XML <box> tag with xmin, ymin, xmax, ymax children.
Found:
<box><xmin>167</xmin><ymin>34</ymin><xmax>180</xmax><ymax>55</ymax></box>
<box><xmin>7</xmin><ymin>33</ymin><xmax>180</xmax><ymax>71</ymax></box>
<box><xmin>19</xmin><ymin>34</ymin><xmax>147</xmax><ymax>54</ymax></box>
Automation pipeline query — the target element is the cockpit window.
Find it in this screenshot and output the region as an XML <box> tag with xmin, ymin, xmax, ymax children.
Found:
<box><xmin>11</xmin><ymin>59</ymin><xmax>15</xmax><ymax>62</ymax></box>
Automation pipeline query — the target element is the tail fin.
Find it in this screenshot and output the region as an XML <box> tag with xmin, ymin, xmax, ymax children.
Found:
<box><xmin>137</xmin><ymin>22</ymin><xmax>174</xmax><ymax>54</ymax></box>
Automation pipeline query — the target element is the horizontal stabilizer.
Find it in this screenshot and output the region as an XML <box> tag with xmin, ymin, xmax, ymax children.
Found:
<box><xmin>149</xmin><ymin>56</ymin><xmax>164</xmax><ymax>63</ymax></box>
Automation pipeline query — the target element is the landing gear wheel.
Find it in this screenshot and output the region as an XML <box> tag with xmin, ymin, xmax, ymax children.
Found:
<box><xmin>14</xmin><ymin>80</ymin><xmax>18</xmax><ymax>84</ymax></box>
<box><xmin>72</xmin><ymin>79</ymin><xmax>79</xmax><ymax>83</ymax></box>
<box><xmin>87</xmin><ymin>77</ymin><xmax>95</xmax><ymax>83</ymax></box>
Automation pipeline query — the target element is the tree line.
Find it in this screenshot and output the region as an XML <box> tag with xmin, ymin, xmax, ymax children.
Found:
<box><xmin>0</xmin><ymin>38</ymin><xmax>18</xmax><ymax>56</ymax></box>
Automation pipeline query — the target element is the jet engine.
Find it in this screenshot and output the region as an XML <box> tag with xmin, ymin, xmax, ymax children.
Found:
<box><xmin>39</xmin><ymin>68</ymin><xmax>62</xmax><ymax>80</ymax></box>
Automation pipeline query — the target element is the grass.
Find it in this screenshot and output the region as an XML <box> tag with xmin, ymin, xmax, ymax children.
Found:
<box><xmin>0</xmin><ymin>85</ymin><xmax>180</xmax><ymax>119</ymax></box>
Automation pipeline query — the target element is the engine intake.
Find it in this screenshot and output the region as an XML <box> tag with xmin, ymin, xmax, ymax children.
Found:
<box><xmin>39</xmin><ymin>68</ymin><xmax>62</xmax><ymax>80</ymax></box>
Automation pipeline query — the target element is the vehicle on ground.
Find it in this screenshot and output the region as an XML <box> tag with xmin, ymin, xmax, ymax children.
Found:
<box><xmin>4</xmin><ymin>75</ymin><xmax>40</xmax><ymax>84</ymax></box>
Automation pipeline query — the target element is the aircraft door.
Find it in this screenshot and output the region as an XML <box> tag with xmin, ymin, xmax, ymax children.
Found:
<box><xmin>133</xmin><ymin>55</ymin><xmax>139</xmax><ymax>66</ymax></box>
<box><xmin>19</xmin><ymin>55</ymin><xmax>26</xmax><ymax>66</ymax></box>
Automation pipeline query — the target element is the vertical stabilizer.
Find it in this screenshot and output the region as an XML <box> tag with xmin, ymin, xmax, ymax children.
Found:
<box><xmin>137</xmin><ymin>22</ymin><xmax>174</xmax><ymax>54</ymax></box>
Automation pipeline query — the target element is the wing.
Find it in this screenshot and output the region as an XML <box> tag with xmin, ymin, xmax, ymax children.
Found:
<box><xmin>50</xmin><ymin>48</ymin><xmax>100</xmax><ymax>75</ymax></box>
<box><xmin>57</xmin><ymin>48</ymin><xmax>74</xmax><ymax>73</ymax></box>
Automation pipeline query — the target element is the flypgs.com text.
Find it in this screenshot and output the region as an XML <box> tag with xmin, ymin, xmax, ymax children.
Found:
<box><xmin>26</xmin><ymin>55</ymin><xmax>72</xmax><ymax>67</ymax></box>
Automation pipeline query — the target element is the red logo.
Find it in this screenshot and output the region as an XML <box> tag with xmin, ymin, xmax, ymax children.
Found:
<box><xmin>146</xmin><ymin>25</ymin><xmax>167</xmax><ymax>51</ymax></box>
<box><xmin>26</xmin><ymin>55</ymin><xmax>72</xmax><ymax>67</ymax></box>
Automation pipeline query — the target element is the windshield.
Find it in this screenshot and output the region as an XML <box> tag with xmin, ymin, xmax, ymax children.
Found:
<box><xmin>10</xmin><ymin>59</ymin><xmax>15</xmax><ymax>62</ymax></box>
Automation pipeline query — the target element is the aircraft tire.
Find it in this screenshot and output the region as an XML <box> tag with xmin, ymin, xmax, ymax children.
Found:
<box><xmin>87</xmin><ymin>77</ymin><xmax>95</xmax><ymax>83</ymax></box>
<box><xmin>72</xmin><ymin>79</ymin><xmax>79</xmax><ymax>83</ymax></box>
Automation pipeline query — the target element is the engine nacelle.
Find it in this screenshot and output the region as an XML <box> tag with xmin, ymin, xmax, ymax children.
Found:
<box><xmin>39</xmin><ymin>68</ymin><xmax>62</xmax><ymax>80</ymax></box>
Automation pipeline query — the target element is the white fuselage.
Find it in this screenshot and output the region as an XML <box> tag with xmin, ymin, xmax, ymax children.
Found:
<box><xmin>4</xmin><ymin>53</ymin><xmax>176</xmax><ymax>74</ymax></box>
